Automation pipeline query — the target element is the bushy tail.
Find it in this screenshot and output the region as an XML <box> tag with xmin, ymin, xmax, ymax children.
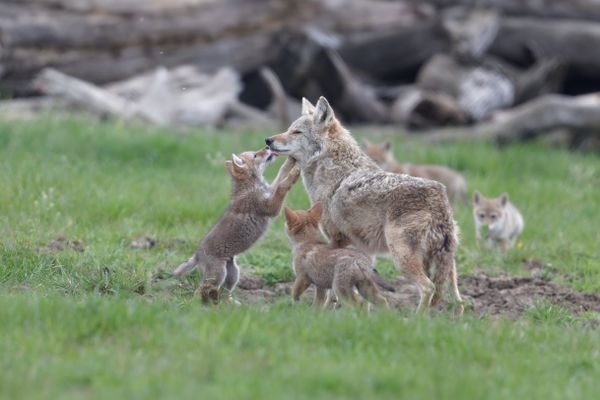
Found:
<box><xmin>173</xmin><ymin>256</ymin><xmax>198</xmax><ymax>277</ymax></box>
<box><xmin>369</xmin><ymin>268</ymin><xmax>396</xmax><ymax>292</ymax></box>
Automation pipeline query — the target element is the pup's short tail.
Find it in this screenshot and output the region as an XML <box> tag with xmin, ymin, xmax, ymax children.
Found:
<box><xmin>173</xmin><ymin>256</ymin><xmax>198</xmax><ymax>277</ymax></box>
<box><xmin>370</xmin><ymin>268</ymin><xmax>396</xmax><ymax>292</ymax></box>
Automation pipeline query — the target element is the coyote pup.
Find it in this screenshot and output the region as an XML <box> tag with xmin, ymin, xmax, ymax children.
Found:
<box><xmin>284</xmin><ymin>203</ymin><xmax>390</xmax><ymax>309</ymax></box>
<box><xmin>173</xmin><ymin>148</ymin><xmax>300</xmax><ymax>303</ymax></box>
<box><xmin>267</xmin><ymin>97</ymin><xmax>463</xmax><ymax>313</ymax></box>
<box><xmin>364</xmin><ymin>140</ymin><xmax>469</xmax><ymax>206</ymax></box>
<box><xmin>473</xmin><ymin>191</ymin><xmax>524</xmax><ymax>252</ymax></box>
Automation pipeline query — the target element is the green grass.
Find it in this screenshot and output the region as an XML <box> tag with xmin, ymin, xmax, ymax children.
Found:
<box><xmin>1</xmin><ymin>116</ymin><xmax>599</xmax><ymax>399</ymax></box>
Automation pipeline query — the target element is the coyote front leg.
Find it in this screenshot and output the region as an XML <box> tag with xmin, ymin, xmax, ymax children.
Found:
<box><xmin>264</xmin><ymin>165</ymin><xmax>300</xmax><ymax>216</ymax></box>
<box><xmin>270</xmin><ymin>157</ymin><xmax>297</xmax><ymax>189</ymax></box>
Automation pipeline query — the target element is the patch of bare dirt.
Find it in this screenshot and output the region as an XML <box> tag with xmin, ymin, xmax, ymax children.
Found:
<box><xmin>235</xmin><ymin>272</ymin><xmax>600</xmax><ymax>318</ymax></box>
<box><xmin>42</xmin><ymin>236</ymin><xmax>85</xmax><ymax>253</ymax></box>
<box><xmin>130</xmin><ymin>236</ymin><xmax>158</xmax><ymax>249</ymax></box>
<box><xmin>461</xmin><ymin>274</ymin><xmax>600</xmax><ymax>317</ymax></box>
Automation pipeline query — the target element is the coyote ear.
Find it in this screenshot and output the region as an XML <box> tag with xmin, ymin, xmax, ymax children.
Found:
<box><xmin>232</xmin><ymin>153</ymin><xmax>244</xmax><ymax>167</ymax></box>
<box><xmin>314</xmin><ymin>96</ymin><xmax>335</xmax><ymax>128</ymax></box>
<box><xmin>308</xmin><ymin>202</ymin><xmax>323</xmax><ymax>222</ymax></box>
<box><xmin>498</xmin><ymin>193</ymin><xmax>509</xmax><ymax>207</ymax></box>
<box><xmin>383</xmin><ymin>141</ymin><xmax>392</xmax><ymax>152</ymax></box>
<box><xmin>225</xmin><ymin>160</ymin><xmax>243</xmax><ymax>176</ymax></box>
<box><xmin>302</xmin><ymin>98</ymin><xmax>316</xmax><ymax>116</ymax></box>
<box><xmin>284</xmin><ymin>207</ymin><xmax>300</xmax><ymax>227</ymax></box>
<box><xmin>473</xmin><ymin>191</ymin><xmax>481</xmax><ymax>205</ymax></box>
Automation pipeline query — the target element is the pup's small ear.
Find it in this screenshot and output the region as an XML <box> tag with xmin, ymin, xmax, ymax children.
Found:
<box><xmin>302</xmin><ymin>97</ymin><xmax>316</xmax><ymax>116</ymax></box>
<box><xmin>473</xmin><ymin>191</ymin><xmax>481</xmax><ymax>205</ymax></box>
<box><xmin>308</xmin><ymin>202</ymin><xmax>323</xmax><ymax>222</ymax></box>
<box><xmin>383</xmin><ymin>141</ymin><xmax>392</xmax><ymax>152</ymax></box>
<box><xmin>314</xmin><ymin>96</ymin><xmax>335</xmax><ymax>128</ymax></box>
<box><xmin>498</xmin><ymin>193</ymin><xmax>509</xmax><ymax>207</ymax></box>
<box><xmin>232</xmin><ymin>153</ymin><xmax>244</xmax><ymax>167</ymax></box>
<box><xmin>284</xmin><ymin>207</ymin><xmax>299</xmax><ymax>227</ymax></box>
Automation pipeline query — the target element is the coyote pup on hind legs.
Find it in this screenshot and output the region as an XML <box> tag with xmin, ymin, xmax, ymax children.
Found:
<box><xmin>173</xmin><ymin>148</ymin><xmax>300</xmax><ymax>304</ymax></box>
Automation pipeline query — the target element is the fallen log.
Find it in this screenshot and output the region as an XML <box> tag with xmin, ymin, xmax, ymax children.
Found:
<box><xmin>0</xmin><ymin>0</ymin><xmax>304</xmax><ymax>95</ymax></box>
<box><xmin>389</xmin><ymin>86</ymin><xmax>466</xmax><ymax>129</ymax></box>
<box><xmin>491</xmin><ymin>17</ymin><xmax>600</xmax><ymax>77</ymax></box>
<box><xmin>419</xmin><ymin>94</ymin><xmax>600</xmax><ymax>144</ymax></box>
<box><xmin>32</xmin><ymin>66</ymin><xmax>250</xmax><ymax>128</ymax></box>
<box><xmin>269</xmin><ymin>29</ymin><xmax>388</xmax><ymax>123</ymax></box>
<box><xmin>408</xmin><ymin>0</ymin><xmax>600</xmax><ymax>21</ymax></box>
<box><xmin>416</xmin><ymin>54</ymin><xmax>514</xmax><ymax>121</ymax></box>
<box><xmin>33</xmin><ymin>68</ymin><xmax>143</xmax><ymax>121</ymax></box>
<box><xmin>416</xmin><ymin>53</ymin><xmax>565</xmax><ymax>122</ymax></box>
<box><xmin>0</xmin><ymin>0</ymin><xmax>301</xmax><ymax>49</ymax></box>
<box><xmin>338</xmin><ymin>21</ymin><xmax>447</xmax><ymax>81</ymax></box>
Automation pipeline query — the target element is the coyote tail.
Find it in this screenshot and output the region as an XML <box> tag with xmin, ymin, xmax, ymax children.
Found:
<box><xmin>369</xmin><ymin>268</ymin><xmax>396</xmax><ymax>292</ymax></box>
<box><xmin>173</xmin><ymin>256</ymin><xmax>198</xmax><ymax>277</ymax></box>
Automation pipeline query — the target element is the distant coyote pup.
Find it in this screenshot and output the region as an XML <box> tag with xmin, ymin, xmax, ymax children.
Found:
<box><xmin>473</xmin><ymin>191</ymin><xmax>524</xmax><ymax>252</ymax></box>
<box><xmin>173</xmin><ymin>148</ymin><xmax>300</xmax><ymax>304</ymax></box>
<box><xmin>363</xmin><ymin>140</ymin><xmax>469</xmax><ymax>206</ymax></box>
<box><xmin>285</xmin><ymin>203</ymin><xmax>390</xmax><ymax>309</ymax></box>
<box><xmin>266</xmin><ymin>97</ymin><xmax>463</xmax><ymax>313</ymax></box>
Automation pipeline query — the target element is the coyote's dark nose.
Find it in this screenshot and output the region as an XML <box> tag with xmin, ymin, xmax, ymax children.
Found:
<box><xmin>265</xmin><ymin>137</ymin><xmax>274</xmax><ymax>146</ymax></box>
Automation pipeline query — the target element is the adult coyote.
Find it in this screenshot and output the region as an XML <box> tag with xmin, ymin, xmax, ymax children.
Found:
<box><xmin>266</xmin><ymin>97</ymin><xmax>463</xmax><ymax>313</ymax></box>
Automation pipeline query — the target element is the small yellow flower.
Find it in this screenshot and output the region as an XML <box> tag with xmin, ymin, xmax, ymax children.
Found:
<box><xmin>516</xmin><ymin>241</ymin><xmax>524</xmax><ymax>249</ymax></box>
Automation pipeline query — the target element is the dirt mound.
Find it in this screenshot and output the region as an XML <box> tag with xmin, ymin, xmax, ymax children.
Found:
<box><xmin>461</xmin><ymin>274</ymin><xmax>600</xmax><ymax>318</ymax></box>
<box><xmin>236</xmin><ymin>272</ymin><xmax>600</xmax><ymax>318</ymax></box>
<box><xmin>41</xmin><ymin>236</ymin><xmax>85</xmax><ymax>253</ymax></box>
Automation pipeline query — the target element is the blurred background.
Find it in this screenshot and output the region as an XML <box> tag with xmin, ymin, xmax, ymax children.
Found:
<box><xmin>2</xmin><ymin>0</ymin><xmax>600</xmax><ymax>149</ymax></box>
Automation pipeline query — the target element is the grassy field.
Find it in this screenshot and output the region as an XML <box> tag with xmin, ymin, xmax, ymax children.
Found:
<box><xmin>1</xmin><ymin>116</ymin><xmax>599</xmax><ymax>399</ymax></box>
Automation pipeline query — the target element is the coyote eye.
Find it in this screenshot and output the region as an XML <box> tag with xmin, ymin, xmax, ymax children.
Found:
<box><xmin>479</xmin><ymin>214</ymin><xmax>485</xmax><ymax>219</ymax></box>
<box><xmin>490</xmin><ymin>215</ymin><xmax>496</xmax><ymax>220</ymax></box>
<box><xmin>253</xmin><ymin>154</ymin><xmax>257</xmax><ymax>159</ymax></box>
<box><xmin>292</xmin><ymin>130</ymin><xmax>302</xmax><ymax>135</ymax></box>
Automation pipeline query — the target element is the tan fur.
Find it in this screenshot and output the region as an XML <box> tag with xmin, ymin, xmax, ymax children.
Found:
<box><xmin>363</xmin><ymin>141</ymin><xmax>469</xmax><ymax>206</ymax></box>
<box><xmin>267</xmin><ymin>97</ymin><xmax>463</xmax><ymax>314</ymax></box>
<box><xmin>173</xmin><ymin>148</ymin><xmax>300</xmax><ymax>304</ymax></box>
<box><xmin>473</xmin><ymin>191</ymin><xmax>524</xmax><ymax>252</ymax></box>
<box><xmin>285</xmin><ymin>203</ymin><xmax>389</xmax><ymax>310</ymax></box>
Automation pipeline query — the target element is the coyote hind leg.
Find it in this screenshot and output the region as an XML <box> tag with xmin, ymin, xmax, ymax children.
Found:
<box><xmin>385</xmin><ymin>222</ymin><xmax>435</xmax><ymax>314</ymax></box>
<box><xmin>223</xmin><ymin>257</ymin><xmax>240</xmax><ymax>291</ymax></box>
<box><xmin>449</xmin><ymin>259</ymin><xmax>464</xmax><ymax>316</ymax></box>
<box><xmin>196</xmin><ymin>257</ymin><xmax>227</xmax><ymax>304</ymax></box>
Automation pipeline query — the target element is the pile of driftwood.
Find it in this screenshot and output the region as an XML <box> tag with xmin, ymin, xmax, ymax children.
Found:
<box><xmin>2</xmin><ymin>0</ymin><xmax>600</xmax><ymax>147</ymax></box>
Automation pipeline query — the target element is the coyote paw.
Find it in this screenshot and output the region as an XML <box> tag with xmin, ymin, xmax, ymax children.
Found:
<box><xmin>222</xmin><ymin>295</ymin><xmax>242</xmax><ymax>306</ymax></box>
<box><xmin>196</xmin><ymin>283</ymin><xmax>220</xmax><ymax>305</ymax></box>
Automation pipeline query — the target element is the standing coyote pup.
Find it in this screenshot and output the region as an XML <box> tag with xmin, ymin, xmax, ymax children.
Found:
<box><xmin>267</xmin><ymin>97</ymin><xmax>463</xmax><ymax>314</ymax></box>
<box><xmin>473</xmin><ymin>191</ymin><xmax>524</xmax><ymax>252</ymax></box>
<box><xmin>363</xmin><ymin>140</ymin><xmax>469</xmax><ymax>206</ymax></box>
<box><xmin>173</xmin><ymin>148</ymin><xmax>300</xmax><ymax>304</ymax></box>
<box><xmin>285</xmin><ymin>203</ymin><xmax>389</xmax><ymax>309</ymax></box>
